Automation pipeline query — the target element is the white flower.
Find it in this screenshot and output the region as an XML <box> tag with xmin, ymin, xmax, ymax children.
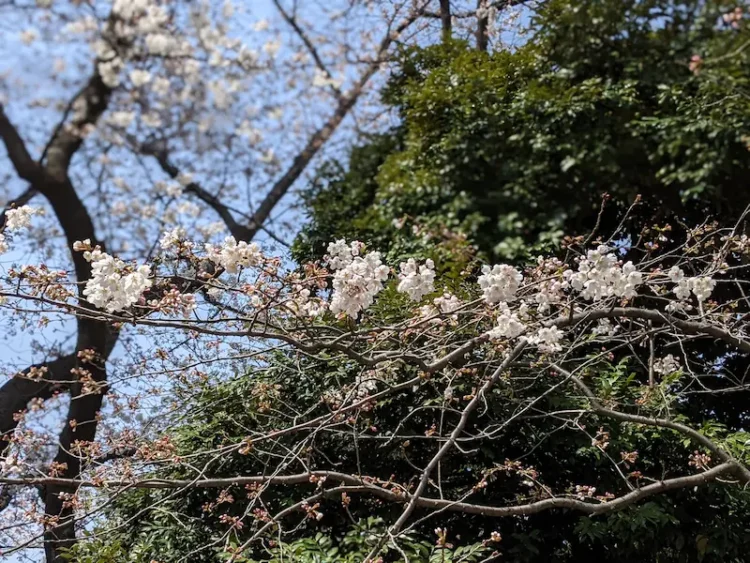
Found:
<box><xmin>141</xmin><ymin>113</ymin><xmax>162</xmax><ymax>128</ymax></box>
<box><xmin>20</xmin><ymin>29</ymin><xmax>38</xmax><ymax>45</ymax></box>
<box><xmin>155</xmin><ymin>181</ymin><xmax>183</xmax><ymax>198</ymax></box>
<box><xmin>98</xmin><ymin>58</ymin><xmax>123</xmax><ymax>88</ymax></box>
<box><xmin>5</xmin><ymin>206</ymin><xmax>39</xmax><ymax>231</ymax></box>
<box><xmin>653</xmin><ymin>354</ymin><xmax>680</xmax><ymax>375</ymax></box>
<box><xmin>145</xmin><ymin>34</ymin><xmax>175</xmax><ymax>55</ymax></box>
<box><xmin>529</xmin><ymin>326</ymin><xmax>565</xmax><ymax>353</ymax></box>
<box><xmin>478</xmin><ymin>264</ymin><xmax>523</xmax><ymax>304</ymax></box>
<box><xmin>592</xmin><ymin>318</ymin><xmax>618</xmax><ymax>336</ymax></box>
<box><xmin>669</xmin><ymin>266</ymin><xmax>691</xmax><ymax>300</ymax></box>
<box><xmin>611</xmin><ymin>261</ymin><xmax>642</xmax><ymax>299</ymax></box>
<box><xmin>325</xmin><ymin>239</ymin><xmax>363</xmax><ymax>271</ymax></box>
<box><xmin>0</xmin><ymin>233</ymin><xmax>8</xmax><ymax>254</ymax></box>
<box><xmin>177</xmin><ymin>201</ymin><xmax>201</xmax><ymax>217</ymax></box>
<box><xmin>129</xmin><ymin>69</ymin><xmax>151</xmax><ymax>87</ymax></box>
<box><xmin>354</xmin><ymin>374</ymin><xmax>378</xmax><ymax>398</ymax></box>
<box><xmin>287</xmin><ymin>287</ymin><xmax>328</xmax><ymax>318</ymax></box>
<box><xmin>222</xmin><ymin>0</ymin><xmax>234</xmax><ymax>18</ymax></box>
<box><xmin>312</xmin><ymin>69</ymin><xmax>342</xmax><ymax>89</ymax></box>
<box><xmin>152</xmin><ymin>77</ymin><xmax>171</xmax><ymax>96</ymax></box>
<box><xmin>159</xmin><ymin>227</ymin><xmax>188</xmax><ymax>250</ymax></box>
<box><xmin>688</xmin><ymin>277</ymin><xmax>716</xmax><ymax>302</ymax></box>
<box><xmin>262</xmin><ymin>39</ymin><xmax>281</xmax><ymax>56</ymax></box>
<box><xmin>205</xmin><ymin>236</ymin><xmax>263</xmax><ymax>273</ymax></box>
<box><xmin>107</xmin><ymin>111</ymin><xmax>134</xmax><ymax>128</ymax></box>
<box><xmin>397</xmin><ymin>258</ymin><xmax>435</xmax><ymax>302</ymax></box>
<box><xmin>668</xmin><ymin>267</ymin><xmax>716</xmax><ymax>302</ymax></box>
<box><xmin>487</xmin><ymin>303</ymin><xmax>526</xmax><ymax>340</ymax></box>
<box><xmin>82</xmin><ymin>250</ymin><xmax>152</xmax><ymax>312</ymax></box>
<box><xmin>563</xmin><ymin>246</ymin><xmax>642</xmax><ymax>301</ymax></box>
<box><xmin>329</xmin><ymin>249</ymin><xmax>390</xmax><ymax>318</ymax></box>
<box><xmin>112</xmin><ymin>0</ymin><xmax>148</xmax><ymax>19</ymax></box>
<box><xmin>177</xmin><ymin>173</ymin><xmax>193</xmax><ymax>187</ymax></box>
<box><xmin>434</xmin><ymin>293</ymin><xmax>462</xmax><ymax>314</ymax></box>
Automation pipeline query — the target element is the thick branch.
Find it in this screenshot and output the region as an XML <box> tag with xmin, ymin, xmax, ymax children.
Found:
<box><xmin>0</xmin><ymin>462</ymin><xmax>736</xmax><ymax>518</ymax></box>
<box><xmin>141</xmin><ymin>143</ymin><xmax>254</xmax><ymax>241</ymax></box>
<box><xmin>0</xmin><ymin>105</ymin><xmax>42</xmax><ymax>183</ymax></box>
<box><xmin>439</xmin><ymin>0</ymin><xmax>452</xmax><ymax>41</ymax></box>
<box><xmin>556</xmin><ymin>307</ymin><xmax>750</xmax><ymax>354</ymax></box>
<box><xmin>476</xmin><ymin>0</ymin><xmax>489</xmax><ymax>51</ymax></box>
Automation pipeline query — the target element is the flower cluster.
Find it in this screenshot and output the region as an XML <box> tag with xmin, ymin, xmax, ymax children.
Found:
<box><xmin>528</xmin><ymin>326</ymin><xmax>565</xmax><ymax>353</ymax></box>
<box><xmin>478</xmin><ymin>264</ymin><xmax>523</xmax><ymax>304</ymax></box>
<box><xmin>325</xmin><ymin>239</ymin><xmax>363</xmax><ymax>270</ymax></box>
<box><xmin>5</xmin><ymin>205</ymin><xmax>40</xmax><ymax>231</ymax></box>
<box><xmin>397</xmin><ymin>258</ymin><xmax>435</xmax><ymax>302</ymax></box>
<box><xmin>563</xmin><ymin>245</ymin><xmax>642</xmax><ymax>301</ymax></box>
<box><xmin>668</xmin><ymin>267</ymin><xmax>716</xmax><ymax>303</ymax></box>
<box><xmin>205</xmin><ymin>236</ymin><xmax>263</xmax><ymax>273</ymax></box>
<box><xmin>77</xmin><ymin>242</ymin><xmax>152</xmax><ymax>312</ymax></box>
<box><xmin>327</xmin><ymin>240</ymin><xmax>389</xmax><ymax>318</ymax></box>
<box><xmin>159</xmin><ymin>227</ymin><xmax>191</xmax><ymax>250</ymax></box>
<box><xmin>653</xmin><ymin>354</ymin><xmax>680</xmax><ymax>376</ymax></box>
<box><xmin>487</xmin><ymin>303</ymin><xmax>526</xmax><ymax>340</ymax></box>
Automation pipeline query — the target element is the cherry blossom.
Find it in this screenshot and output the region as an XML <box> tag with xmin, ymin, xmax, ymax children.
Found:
<box><xmin>397</xmin><ymin>258</ymin><xmax>435</xmax><ymax>302</ymax></box>
<box><xmin>478</xmin><ymin>264</ymin><xmax>523</xmax><ymax>304</ymax></box>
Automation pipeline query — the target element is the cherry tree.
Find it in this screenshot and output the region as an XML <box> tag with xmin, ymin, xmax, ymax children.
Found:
<box><xmin>0</xmin><ymin>0</ymin><xmax>534</xmax><ymax>560</ymax></box>
<box><xmin>0</xmin><ymin>187</ymin><xmax>749</xmax><ymax>560</ymax></box>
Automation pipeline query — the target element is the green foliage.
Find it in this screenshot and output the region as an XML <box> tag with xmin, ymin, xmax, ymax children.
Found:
<box><xmin>295</xmin><ymin>0</ymin><xmax>750</xmax><ymax>264</ymax></box>
<box><xmin>74</xmin><ymin>1</ymin><xmax>750</xmax><ymax>561</ymax></box>
<box><xmin>233</xmin><ymin>518</ymin><xmax>492</xmax><ymax>563</ymax></box>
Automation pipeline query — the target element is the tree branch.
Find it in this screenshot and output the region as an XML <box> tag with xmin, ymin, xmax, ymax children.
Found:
<box><xmin>242</xmin><ymin>2</ymin><xmax>428</xmax><ymax>240</ymax></box>
<box><xmin>439</xmin><ymin>0</ymin><xmax>452</xmax><ymax>41</ymax></box>
<box><xmin>0</xmin><ymin>104</ymin><xmax>42</xmax><ymax>183</ymax></box>
<box><xmin>552</xmin><ymin>364</ymin><xmax>750</xmax><ymax>485</ymax></box>
<box><xmin>0</xmin><ymin>462</ymin><xmax>735</xmax><ymax>519</ymax></box>
<box><xmin>273</xmin><ymin>0</ymin><xmax>343</xmax><ymax>99</ymax></box>
<box><xmin>139</xmin><ymin>142</ymin><xmax>254</xmax><ymax>241</ymax></box>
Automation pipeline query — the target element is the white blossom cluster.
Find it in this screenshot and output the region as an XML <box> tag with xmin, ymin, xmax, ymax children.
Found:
<box><xmin>434</xmin><ymin>293</ymin><xmax>462</xmax><ymax>314</ymax></box>
<box><xmin>397</xmin><ymin>258</ymin><xmax>435</xmax><ymax>302</ymax></box>
<box><xmin>326</xmin><ymin>240</ymin><xmax>389</xmax><ymax>318</ymax></box>
<box><xmin>563</xmin><ymin>245</ymin><xmax>642</xmax><ymax>301</ymax></box>
<box><xmin>0</xmin><ymin>205</ymin><xmax>40</xmax><ymax>254</ymax></box>
<box><xmin>653</xmin><ymin>354</ymin><xmax>680</xmax><ymax>375</ymax></box>
<box><xmin>79</xmin><ymin>245</ymin><xmax>152</xmax><ymax>313</ymax></box>
<box><xmin>418</xmin><ymin>292</ymin><xmax>463</xmax><ymax>322</ymax></box>
<box><xmin>487</xmin><ymin>304</ymin><xmax>565</xmax><ymax>353</ymax></box>
<box><xmin>5</xmin><ymin>205</ymin><xmax>40</xmax><ymax>231</ymax></box>
<box><xmin>205</xmin><ymin>236</ymin><xmax>263</xmax><ymax>273</ymax></box>
<box><xmin>288</xmin><ymin>288</ymin><xmax>328</xmax><ymax>318</ymax></box>
<box><xmin>592</xmin><ymin>318</ymin><xmax>619</xmax><ymax>336</ymax></box>
<box><xmin>527</xmin><ymin>326</ymin><xmax>565</xmax><ymax>353</ymax></box>
<box><xmin>478</xmin><ymin>264</ymin><xmax>523</xmax><ymax>304</ymax></box>
<box><xmin>668</xmin><ymin>267</ymin><xmax>716</xmax><ymax>303</ymax></box>
<box><xmin>325</xmin><ymin>239</ymin><xmax>363</xmax><ymax>270</ymax></box>
<box><xmin>159</xmin><ymin>227</ymin><xmax>190</xmax><ymax>250</ymax></box>
<box><xmin>487</xmin><ymin>303</ymin><xmax>526</xmax><ymax>339</ymax></box>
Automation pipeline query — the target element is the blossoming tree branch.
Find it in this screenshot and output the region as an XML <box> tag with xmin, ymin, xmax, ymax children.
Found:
<box><xmin>0</xmin><ymin>0</ymin><xmax>535</xmax><ymax>560</ymax></box>
<box><xmin>1</xmin><ymin>201</ymin><xmax>749</xmax><ymax>560</ymax></box>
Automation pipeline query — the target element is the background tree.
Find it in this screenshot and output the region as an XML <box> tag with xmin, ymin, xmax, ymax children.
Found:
<box><xmin>53</xmin><ymin>1</ymin><xmax>750</xmax><ymax>562</ymax></box>
<box><xmin>0</xmin><ymin>1</ymin><xmax>536</xmax><ymax>560</ymax></box>
<box><xmin>295</xmin><ymin>0</ymin><xmax>750</xmax><ymax>263</ymax></box>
